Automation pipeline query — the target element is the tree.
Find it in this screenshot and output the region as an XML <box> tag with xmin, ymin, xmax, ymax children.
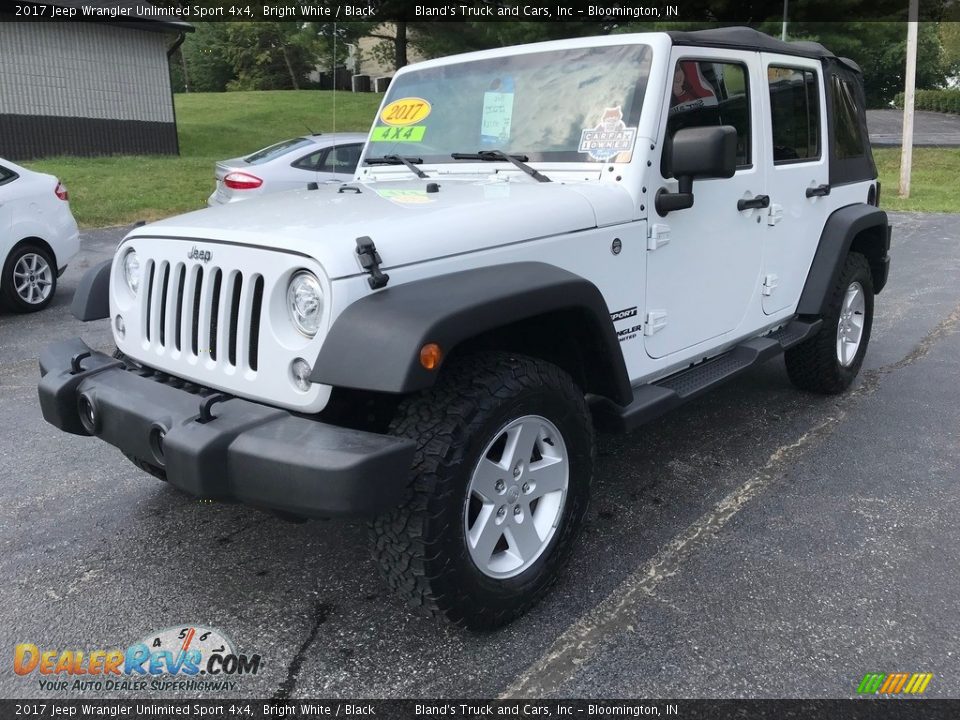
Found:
<box><xmin>177</xmin><ymin>22</ymin><xmax>234</xmax><ymax>92</ymax></box>
<box><xmin>346</xmin><ymin>21</ymin><xmax>616</xmax><ymax>73</ymax></box>
<box><xmin>941</xmin><ymin>22</ymin><xmax>960</xmax><ymax>78</ymax></box>
<box><xmin>224</xmin><ymin>23</ymin><xmax>321</xmax><ymax>90</ymax></box>
<box><xmin>789</xmin><ymin>22</ymin><xmax>949</xmax><ymax>106</ymax></box>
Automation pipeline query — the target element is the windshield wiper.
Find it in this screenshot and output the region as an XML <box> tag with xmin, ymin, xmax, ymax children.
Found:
<box><xmin>363</xmin><ymin>155</ymin><xmax>428</xmax><ymax>179</ymax></box>
<box><xmin>451</xmin><ymin>150</ymin><xmax>551</xmax><ymax>183</ymax></box>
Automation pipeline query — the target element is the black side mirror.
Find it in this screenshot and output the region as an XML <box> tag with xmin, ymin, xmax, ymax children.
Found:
<box><xmin>656</xmin><ymin>125</ymin><xmax>738</xmax><ymax>216</ymax></box>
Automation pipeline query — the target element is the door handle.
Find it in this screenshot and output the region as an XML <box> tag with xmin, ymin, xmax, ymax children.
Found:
<box><xmin>806</xmin><ymin>184</ymin><xmax>831</xmax><ymax>198</ymax></box>
<box><xmin>737</xmin><ymin>194</ymin><xmax>770</xmax><ymax>211</ymax></box>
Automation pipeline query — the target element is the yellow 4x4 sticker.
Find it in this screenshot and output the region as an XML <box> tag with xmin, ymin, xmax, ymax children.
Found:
<box><xmin>380</xmin><ymin>97</ymin><xmax>431</xmax><ymax>126</ymax></box>
<box><xmin>371</xmin><ymin>126</ymin><xmax>426</xmax><ymax>143</ymax></box>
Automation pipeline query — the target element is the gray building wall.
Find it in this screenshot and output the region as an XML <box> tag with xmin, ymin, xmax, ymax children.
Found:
<box><xmin>0</xmin><ymin>21</ymin><xmax>179</xmax><ymax>160</ymax></box>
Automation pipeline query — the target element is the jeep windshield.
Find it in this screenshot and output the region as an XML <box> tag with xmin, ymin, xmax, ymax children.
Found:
<box><xmin>367</xmin><ymin>44</ymin><xmax>653</xmax><ymax>165</ymax></box>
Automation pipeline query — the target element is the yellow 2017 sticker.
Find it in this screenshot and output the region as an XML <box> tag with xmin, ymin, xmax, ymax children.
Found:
<box><xmin>380</xmin><ymin>97</ymin><xmax>431</xmax><ymax>126</ymax></box>
<box><xmin>371</xmin><ymin>125</ymin><xmax>426</xmax><ymax>142</ymax></box>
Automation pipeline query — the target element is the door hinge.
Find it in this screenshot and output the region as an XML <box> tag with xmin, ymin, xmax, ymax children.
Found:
<box><xmin>762</xmin><ymin>274</ymin><xmax>779</xmax><ymax>296</ymax></box>
<box><xmin>644</xmin><ymin>310</ymin><xmax>668</xmax><ymax>336</ymax></box>
<box><xmin>647</xmin><ymin>223</ymin><xmax>671</xmax><ymax>251</ymax></box>
<box><xmin>767</xmin><ymin>203</ymin><xmax>784</xmax><ymax>226</ymax></box>
<box><xmin>356</xmin><ymin>236</ymin><xmax>390</xmax><ymax>290</ymax></box>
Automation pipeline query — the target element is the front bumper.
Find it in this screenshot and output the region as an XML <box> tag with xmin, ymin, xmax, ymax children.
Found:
<box><xmin>38</xmin><ymin>338</ymin><xmax>415</xmax><ymax>517</ymax></box>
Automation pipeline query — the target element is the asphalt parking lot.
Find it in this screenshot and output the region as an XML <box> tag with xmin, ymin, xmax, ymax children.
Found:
<box><xmin>2</xmin><ymin>212</ymin><xmax>959</xmax><ymax>700</ymax></box>
<box><xmin>867</xmin><ymin>109</ymin><xmax>960</xmax><ymax>147</ymax></box>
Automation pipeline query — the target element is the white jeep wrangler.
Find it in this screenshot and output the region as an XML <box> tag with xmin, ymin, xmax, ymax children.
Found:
<box><xmin>40</xmin><ymin>28</ymin><xmax>889</xmax><ymax>630</ymax></box>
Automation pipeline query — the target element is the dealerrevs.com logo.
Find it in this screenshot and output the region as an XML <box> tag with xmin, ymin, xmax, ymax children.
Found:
<box><xmin>14</xmin><ymin>625</ymin><xmax>262</xmax><ymax>693</ymax></box>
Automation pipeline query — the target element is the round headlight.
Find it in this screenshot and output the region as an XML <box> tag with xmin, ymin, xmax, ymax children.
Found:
<box><xmin>123</xmin><ymin>250</ymin><xmax>140</xmax><ymax>295</ymax></box>
<box><xmin>286</xmin><ymin>271</ymin><xmax>324</xmax><ymax>338</ymax></box>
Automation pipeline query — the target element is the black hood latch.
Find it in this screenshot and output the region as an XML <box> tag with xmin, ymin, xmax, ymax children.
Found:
<box><xmin>356</xmin><ymin>236</ymin><xmax>390</xmax><ymax>290</ymax></box>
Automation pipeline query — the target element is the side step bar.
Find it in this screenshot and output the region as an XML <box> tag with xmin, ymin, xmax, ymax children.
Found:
<box><xmin>591</xmin><ymin>319</ymin><xmax>821</xmax><ymax>433</ymax></box>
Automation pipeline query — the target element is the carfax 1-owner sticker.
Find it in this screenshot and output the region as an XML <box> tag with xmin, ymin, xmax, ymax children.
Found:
<box><xmin>578</xmin><ymin>106</ymin><xmax>637</xmax><ymax>162</ymax></box>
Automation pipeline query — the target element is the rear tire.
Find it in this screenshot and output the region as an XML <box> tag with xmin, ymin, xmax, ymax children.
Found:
<box><xmin>2</xmin><ymin>242</ymin><xmax>57</xmax><ymax>313</ymax></box>
<box><xmin>786</xmin><ymin>252</ymin><xmax>874</xmax><ymax>394</ymax></box>
<box><xmin>370</xmin><ymin>352</ymin><xmax>594</xmax><ymax>630</ymax></box>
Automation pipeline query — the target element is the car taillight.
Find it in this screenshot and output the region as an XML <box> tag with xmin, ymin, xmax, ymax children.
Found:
<box><xmin>54</xmin><ymin>180</ymin><xmax>68</xmax><ymax>201</ymax></box>
<box><xmin>223</xmin><ymin>172</ymin><xmax>263</xmax><ymax>190</ymax></box>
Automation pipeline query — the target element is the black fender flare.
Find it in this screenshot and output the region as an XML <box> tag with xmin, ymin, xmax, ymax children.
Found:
<box><xmin>797</xmin><ymin>204</ymin><xmax>890</xmax><ymax>316</ymax></box>
<box><xmin>70</xmin><ymin>260</ymin><xmax>111</xmax><ymax>321</ymax></box>
<box><xmin>311</xmin><ymin>262</ymin><xmax>633</xmax><ymax>404</ymax></box>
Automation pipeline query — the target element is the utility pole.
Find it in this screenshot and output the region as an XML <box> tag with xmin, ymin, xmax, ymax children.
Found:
<box><xmin>899</xmin><ymin>0</ymin><xmax>919</xmax><ymax>197</ymax></box>
<box><xmin>781</xmin><ymin>0</ymin><xmax>788</xmax><ymax>41</ymax></box>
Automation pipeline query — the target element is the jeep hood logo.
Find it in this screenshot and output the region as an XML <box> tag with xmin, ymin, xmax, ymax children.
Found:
<box><xmin>187</xmin><ymin>247</ymin><xmax>212</xmax><ymax>263</ymax></box>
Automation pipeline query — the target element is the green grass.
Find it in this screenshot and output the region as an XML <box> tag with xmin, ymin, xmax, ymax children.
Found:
<box><xmin>23</xmin><ymin>92</ymin><xmax>960</xmax><ymax>226</ymax></box>
<box><xmin>26</xmin><ymin>91</ymin><xmax>382</xmax><ymax>228</ymax></box>
<box><xmin>874</xmin><ymin>147</ymin><xmax>960</xmax><ymax>213</ymax></box>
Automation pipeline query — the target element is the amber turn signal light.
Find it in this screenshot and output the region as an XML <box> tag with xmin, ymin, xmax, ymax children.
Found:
<box><xmin>419</xmin><ymin>343</ymin><xmax>442</xmax><ymax>370</ymax></box>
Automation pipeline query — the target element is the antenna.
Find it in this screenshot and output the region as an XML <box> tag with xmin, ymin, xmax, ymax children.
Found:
<box><xmin>332</xmin><ymin>22</ymin><xmax>337</xmax><ymax>136</ymax></box>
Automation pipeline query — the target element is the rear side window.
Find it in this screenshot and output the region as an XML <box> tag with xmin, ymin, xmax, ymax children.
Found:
<box><xmin>318</xmin><ymin>144</ymin><xmax>362</xmax><ymax>174</ymax></box>
<box><xmin>292</xmin><ymin>150</ymin><xmax>324</xmax><ymax>171</ymax></box>
<box><xmin>832</xmin><ymin>76</ymin><xmax>865</xmax><ymax>159</ymax></box>
<box><xmin>664</xmin><ymin>59</ymin><xmax>752</xmax><ymax>176</ymax></box>
<box><xmin>244</xmin><ymin>138</ymin><xmax>313</xmax><ymax>165</ymax></box>
<box><xmin>768</xmin><ymin>67</ymin><xmax>820</xmax><ymax>163</ymax></box>
<box><xmin>0</xmin><ymin>165</ymin><xmax>17</xmax><ymax>186</ymax></box>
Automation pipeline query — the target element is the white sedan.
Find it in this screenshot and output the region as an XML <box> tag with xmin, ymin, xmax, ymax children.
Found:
<box><xmin>0</xmin><ymin>159</ymin><xmax>79</xmax><ymax>313</ymax></box>
<box><xmin>208</xmin><ymin>132</ymin><xmax>366</xmax><ymax>206</ymax></box>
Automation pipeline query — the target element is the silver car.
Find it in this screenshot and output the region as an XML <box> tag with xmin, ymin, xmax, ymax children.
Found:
<box><xmin>207</xmin><ymin>133</ymin><xmax>366</xmax><ymax>206</ymax></box>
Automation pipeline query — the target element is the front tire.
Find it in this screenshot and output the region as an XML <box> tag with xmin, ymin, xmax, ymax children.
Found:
<box><xmin>371</xmin><ymin>352</ymin><xmax>594</xmax><ymax>630</ymax></box>
<box><xmin>2</xmin><ymin>243</ymin><xmax>57</xmax><ymax>313</ymax></box>
<box><xmin>786</xmin><ymin>252</ymin><xmax>874</xmax><ymax>394</ymax></box>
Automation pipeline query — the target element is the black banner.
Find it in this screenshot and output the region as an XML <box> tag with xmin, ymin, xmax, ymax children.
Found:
<box><xmin>6</xmin><ymin>0</ymin><xmax>957</xmax><ymax>24</ymax></box>
<box><xmin>1</xmin><ymin>699</ymin><xmax>959</xmax><ymax>720</ymax></box>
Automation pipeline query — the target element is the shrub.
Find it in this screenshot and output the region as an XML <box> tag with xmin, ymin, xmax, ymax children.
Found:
<box><xmin>893</xmin><ymin>89</ymin><xmax>960</xmax><ymax>114</ymax></box>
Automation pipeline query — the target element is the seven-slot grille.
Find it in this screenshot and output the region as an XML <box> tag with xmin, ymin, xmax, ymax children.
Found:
<box><xmin>116</xmin><ymin>237</ymin><xmax>330</xmax><ymax>412</ymax></box>
<box><xmin>141</xmin><ymin>259</ymin><xmax>265</xmax><ymax>372</ymax></box>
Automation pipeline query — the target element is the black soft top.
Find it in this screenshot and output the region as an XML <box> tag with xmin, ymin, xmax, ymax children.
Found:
<box><xmin>667</xmin><ymin>27</ymin><xmax>832</xmax><ymax>60</ymax></box>
<box><xmin>667</xmin><ymin>26</ymin><xmax>875</xmax><ymax>186</ymax></box>
<box><xmin>667</xmin><ymin>27</ymin><xmax>864</xmax><ymax>75</ymax></box>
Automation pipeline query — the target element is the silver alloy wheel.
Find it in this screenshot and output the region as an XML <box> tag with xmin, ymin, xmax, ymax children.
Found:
<box><xmin>464</xmin><ymin>414</ymin><xmax>569</xmax><ymax>579</ymax></box>
<box><xmin>12</xmin><ymin>252</ymin><xmax>53</xmax><ymax>305</ymax></box>
<box><xmin>836</xmin><ymin>280</ymin><xmax>866</xmax><ymax>367</ymax></box>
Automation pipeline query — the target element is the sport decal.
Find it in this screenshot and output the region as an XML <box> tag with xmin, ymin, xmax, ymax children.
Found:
<box><xmin>578</xmin><ymin>106</ymin><xmax>637</xmax><ymax>162</ymax></box>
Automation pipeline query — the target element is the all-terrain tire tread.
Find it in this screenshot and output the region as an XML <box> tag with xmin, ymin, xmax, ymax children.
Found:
<box><xmin>370</xmin><ymin>352</ymin><xmax>593</xmax><ymax>630</ymax></box>
<box><xmin>785</xmin><ymin>252</ymin><xmax>873</xmax><ymax>394</ymax></box>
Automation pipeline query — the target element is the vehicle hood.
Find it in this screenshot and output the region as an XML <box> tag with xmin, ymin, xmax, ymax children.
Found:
<box><xmin>131</xmin><ymin>177</ymin><xmax>635</xmax><ymax>280</ymax></box>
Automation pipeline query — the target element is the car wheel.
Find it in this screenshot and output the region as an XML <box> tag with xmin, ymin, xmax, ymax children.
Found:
<box><xmin>785</xmin><ymin>252</ymin><xmax>874</xmax><ymax>394</ymax></box>
<box><xmin>371</xmin><ymin>352</ymin><xmax>594</xmax><ymax>630</ymax></box>
<box><xmin>2</xmin><ymin>243</ymin><xmax>57</xmax><ymax>313</ymax></box>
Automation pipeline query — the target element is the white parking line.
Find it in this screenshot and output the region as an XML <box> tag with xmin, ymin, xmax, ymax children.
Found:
<box><xmin>501</xmin><ymin>414</ymin><xmax>842</xmax><ymax>698</ymax></box>
<box><xmin>503</xmin><ymin>301</ymin><xmax>960</xmax><ymax>698</ymax></box>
